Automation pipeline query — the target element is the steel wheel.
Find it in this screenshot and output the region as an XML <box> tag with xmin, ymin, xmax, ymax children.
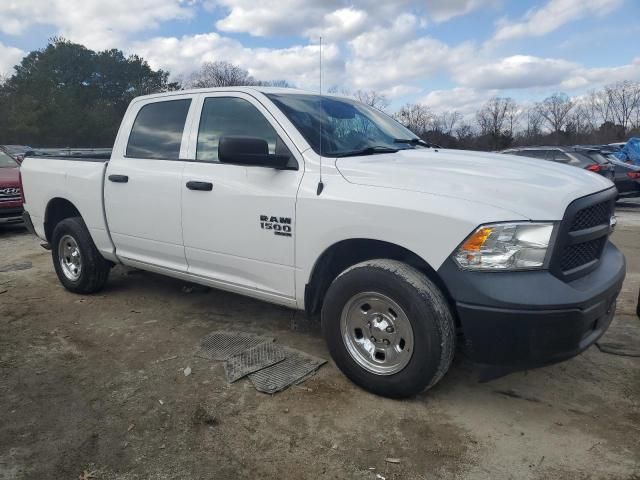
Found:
<box><xmin>340</xmin><ymin>291</ymin><xmax>414</xmax><ymax>375</ymax></box>
<box><xmin>58</xmin><ymin>234</ymin><xmax>82</xmax><ymax>281</ymax></box>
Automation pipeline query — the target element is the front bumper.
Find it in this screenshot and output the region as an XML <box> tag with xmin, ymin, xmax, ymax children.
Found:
<box><xmin>0</xmin><ymin>206</ymin><xmax>23</xmax><ymax>224</ymax></box>
<box><xmin>438</xmin><ymin>241</ymin><xmax>626</xmax><ymax>367</ymax></box>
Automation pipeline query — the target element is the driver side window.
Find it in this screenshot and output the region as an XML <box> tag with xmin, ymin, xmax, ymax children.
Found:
<box><xmin>196</xmin><ymin>97</ymin><xmax>292</xmax><ymax>165</ymax></box>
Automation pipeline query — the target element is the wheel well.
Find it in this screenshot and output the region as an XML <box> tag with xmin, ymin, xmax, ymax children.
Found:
<box><xmin>304</xmin><ymin>239</ymin><xmax>455</xmax><ymax>319</ymax></box>
<box><xmin>44</xmin><ymin>198</ymin><xmax>81</xmax><ymax>242</ymax></box>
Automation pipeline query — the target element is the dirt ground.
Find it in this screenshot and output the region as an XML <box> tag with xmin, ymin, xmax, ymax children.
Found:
<box><xmin>1</xmin><ymin>203</ymin><xmax>639</xmax><ymax>480</ymax></box>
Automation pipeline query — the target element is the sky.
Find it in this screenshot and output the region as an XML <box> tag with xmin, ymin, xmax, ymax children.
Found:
<box><xmin>1</xmin><ymin>0</ymin><xmax>639</xmax><ymax>114</ymax></box>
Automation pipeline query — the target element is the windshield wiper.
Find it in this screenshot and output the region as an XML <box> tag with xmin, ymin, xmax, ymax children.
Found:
<box><xmin>328</xmin><ymin>146</ymin><xmax>399</xmax><ymax>158</ymax></box>
<box><xmin>394</xmin><ymin>138</ymin><xmax>432</xmax><ymax>148</ymax></box>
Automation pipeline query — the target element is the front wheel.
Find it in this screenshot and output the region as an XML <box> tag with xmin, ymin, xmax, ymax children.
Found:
<box><xmin>321</xmin><ymin>259</ymin><xmax>455</xmax><ymax>398</ymax></box>
<box><xmin>52</xmin><ymin>217</ymin><xmax>111</xmax><ymax>294</ymax></box>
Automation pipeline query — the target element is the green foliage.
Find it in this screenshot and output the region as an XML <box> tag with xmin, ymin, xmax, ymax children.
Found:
<box><xmin>0</xmin><ymin>38</ymin><xmax>179</xmax><ymax>147</ymax></box>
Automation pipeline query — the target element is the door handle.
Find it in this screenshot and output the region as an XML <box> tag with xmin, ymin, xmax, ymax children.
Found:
<box><xmin>186</xmin><ymin>181</ymin><xmax>213</xmax><ymax>191</ymax></box>
<box><xmin>108</xmin><ymin>174</ymin><xmax>129</xmax><ymax>183</ymax></box>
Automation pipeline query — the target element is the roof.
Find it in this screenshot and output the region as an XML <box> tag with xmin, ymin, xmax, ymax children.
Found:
<box><xmin>132</xmin><ymin>86</ymin><xmax>322</xmax><ymax>102</ymax></box>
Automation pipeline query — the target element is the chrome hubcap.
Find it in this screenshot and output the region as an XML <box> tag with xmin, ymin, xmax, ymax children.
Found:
<box><xmin>58</xmin><ymin>234</ymin><xmax>82</xmax><ymax>281</ymax></box>
<box><xmin>340</xmin><ymin>292</ymin><xmax>414</xmax><ymax>375</ymax></box>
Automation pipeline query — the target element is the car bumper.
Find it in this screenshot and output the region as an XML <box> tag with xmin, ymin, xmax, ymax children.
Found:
<box><xmin>437</xmin><ymin>242</ymin><xmax>626</xmax><ymax>367</ymax></box>
<box><xmin>0</xmin><ymin>207</ymin><xmax>23</xmax><ymax>224</ymax></box>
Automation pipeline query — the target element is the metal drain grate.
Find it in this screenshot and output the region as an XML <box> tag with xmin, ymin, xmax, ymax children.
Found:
<box><xmin>224</xmin><ymin>342</ymin><xmax>286</xmax><ymax>383</ymax></box>
<box><xmin>198</xmin><ymin>331</ymin><xmax>274</xmax><ymax>361</ymax></box>
<box><xmin>249</xmin><ymin>347</ymin><xmax>326</xmax><ymax>394</ymax></box>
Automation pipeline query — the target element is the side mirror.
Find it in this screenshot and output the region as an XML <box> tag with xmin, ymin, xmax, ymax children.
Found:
<box><xmin>218</xmin><ymin>136</ymin><xmax>291</xmax><ymax>169</ymax></box>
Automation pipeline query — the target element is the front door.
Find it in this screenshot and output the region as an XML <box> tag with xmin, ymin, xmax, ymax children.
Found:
<box><xmin>181</xmin><ymin>93</ymin><xmax>303</xmax><ymax>302</ymax></box>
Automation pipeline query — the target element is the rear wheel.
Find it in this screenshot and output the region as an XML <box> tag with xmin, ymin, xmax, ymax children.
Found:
<box><xmin>52</xmin><ymin>217</ymin><xmax>110</xmax><ymax>293</ymax></box>
<box><xmin>321</xmin><ymin>259</ymin><xmax>455</xmax><ymax>398</ymax></box>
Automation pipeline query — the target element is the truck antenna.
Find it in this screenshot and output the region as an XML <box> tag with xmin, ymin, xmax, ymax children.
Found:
<box><xmin>316</xmin><ymin>36</ymin><xmax>324</xmax><ymax>196</ymax></box>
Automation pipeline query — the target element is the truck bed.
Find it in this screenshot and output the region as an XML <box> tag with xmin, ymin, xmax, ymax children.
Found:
<box><xmin>20</xmin><ymin>155</ymin><xmax>115</xmax><ymax>260</ymax></box>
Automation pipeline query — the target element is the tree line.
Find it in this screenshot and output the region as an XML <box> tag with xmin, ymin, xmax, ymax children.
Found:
<box><xmin>392</xmin><ymin>85</ymin><xmax>640</xmax><ymax>151</ymax></box>
<box><xmin>1</xmin><ymin>38</ymin><xmax>638</xmax><ymax>150</ymax></box>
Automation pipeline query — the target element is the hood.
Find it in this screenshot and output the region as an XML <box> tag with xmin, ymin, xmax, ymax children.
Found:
<box><xmin>335</xmin><ymin>148</ymin><xmax>613</xmax><ymax>220</ymax></box>
<box><xmin>0</xmin><ymin>166</ymin><xmax>19</xmax><ymax>186</ymax></box>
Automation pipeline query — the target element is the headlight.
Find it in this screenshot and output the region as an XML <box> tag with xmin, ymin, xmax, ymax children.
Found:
<box><xmin>454</xmin><ymin>222</ymin><xmax>555</xmax><ymax>271</ymax></box>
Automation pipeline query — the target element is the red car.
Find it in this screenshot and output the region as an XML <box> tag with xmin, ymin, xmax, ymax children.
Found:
<box><xmin>0</xmin><ymin>149</ymin><xmax>23</xmax><ymax>224</ymax></box>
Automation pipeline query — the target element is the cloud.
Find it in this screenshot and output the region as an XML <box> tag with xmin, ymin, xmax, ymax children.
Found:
<box><xmin>454</xmin><ymin>55</ymin><xmax>578</xmax><ymax>89</ymax></box>
<box><xmin>0</xmin><ymin>0</ymin><xmax>193</xmax><ymax>50</ymax></box>
<box><xmin>419</xmin><ymin>87</ymin><xmax>498</xmax><ymax>115</ymax></box>
<box><xmin>215</xmin><ymin>0</ymin><xmax>494</xmax><ymax>40</ymax></box>
<box><xmin>561</xmin><ymin>57</ymin><xmax>640</xmax><ymax>89</ymax></box>
<box><xmin>130</xmin><ymin>33</ymin><xmax>345</xmax><ymax>90</ymax></box>
<box><xmin>427</xmin><ymin>0</ymin><xmax>498</xmax><ymax>22</ymax></box>
<box><xmin>0</xmin><ymin>42</ymin><xmax>25</xmax><ymax>76</ymax></box>
<box><xmin>492</xmin><ymin>0</ymin><xmax>624</xmax><ymax>42</ymax></box>
<box><xmin>345</xmin><ymin>14</ymin><xmax>475</xmax><ymax>92</ymax></box>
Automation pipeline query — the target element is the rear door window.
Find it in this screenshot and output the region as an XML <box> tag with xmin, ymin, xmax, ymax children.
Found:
<box><xmin>520</xmin><ymin>150</ymin><xmax>549</xmax><ymax>160</ymax></box>
<box><xmin>126</xmin><ymin>99</ymin><xmax>192</xmax><ymax>159</ymax></box>
<box><xmin>549</xmin><ymin>151</ymin><xmax>571</xmax><ymax>163</ymax></box>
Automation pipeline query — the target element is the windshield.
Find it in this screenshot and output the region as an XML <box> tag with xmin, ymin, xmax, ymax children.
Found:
<box><xmin>266</xmin><ymin>93</ymin><xmax>421</xmax><ymax>157</ymax></box>
<box><xmin>0</xmin><ymin>150</ymin><xmax>17</xmax><ymax>167</ymax></box>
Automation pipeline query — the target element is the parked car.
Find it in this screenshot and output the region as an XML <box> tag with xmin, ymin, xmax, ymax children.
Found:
<box><xmin>20</xmin><ymin>87</ymin><xmax>625</xmax><ymax>398</ymax></box>
<box><xmin>558</xmin><ymin>144</ymin><xmax>640</xmax><ymax>199</ymax></box>
<box><xmin>1</xmin><ymin>145</ymin><xmax>33</xmax><ymax>164</ymax></box>
<box><xmin>592</xmin><ymin>148</ymin><xmax>640</xmax><ymax>199</ymax></box>
<box><xmin>501</xmin><ymin>146</ymin><xmax>616</xmax><ymax>180</ymax></box>
<box><xmin>0</xmin><ymin>149</ymin><xmax>23</xmax><ymax>224</ymax></box>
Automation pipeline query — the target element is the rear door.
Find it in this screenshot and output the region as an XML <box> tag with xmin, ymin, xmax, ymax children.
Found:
<box><xmin>180</xmin><ymin>92</ymin><xmax>303</xmax><ymax>303</ymax></box>
<box><xmin>105</xmin><ymin>95</ymin><xmax>197</xmax><ymax>271</ymax></box>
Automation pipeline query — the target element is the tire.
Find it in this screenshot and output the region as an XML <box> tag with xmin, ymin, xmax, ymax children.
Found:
<box><xmin>51</xmin><ymin>217</ymin><xmax>110</xmax><ymax>294</ymax></box>
<box><xmin>321</xmin><ymin>259</ymin><xmax>455</xmax><ymax>398</ymax></box>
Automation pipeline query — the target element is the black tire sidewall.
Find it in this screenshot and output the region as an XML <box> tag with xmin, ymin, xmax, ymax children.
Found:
<box><xmin>51</xmin><ymin>217</ymin><xmax>107</xmax><ymax>293</ymax></box>
<box><xmin>322</xmin><ymin>263</ymin><xmax>447</xmax><ymax>398</ymax></box>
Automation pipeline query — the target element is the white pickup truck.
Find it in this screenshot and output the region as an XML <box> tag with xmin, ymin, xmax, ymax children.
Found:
<box><xmin>20</xmin><ymin>87</ymin><xmax>625</xmax><ymax>397</ymax></box>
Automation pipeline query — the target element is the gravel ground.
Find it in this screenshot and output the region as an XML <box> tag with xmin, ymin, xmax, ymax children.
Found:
<box><xmin>1</xmin><ymin>203</ymin><xmax>639</xmax><ymax>480</ymax></box>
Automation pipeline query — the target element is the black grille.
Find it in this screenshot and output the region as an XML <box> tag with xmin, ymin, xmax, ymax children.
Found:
<box><xmin>551</xmin><ymin>190</ymin><xmax>616</xmax><ymax>280</ymax></box>
<box><xmin>569</xmin><ymin>201</ymin><xmax>610</xmax><ymax>231</ymax></box>
<box><xmin>560</xmin><ymin>237</ymin><xmax>606</xmax><ymax>272</ymax></box>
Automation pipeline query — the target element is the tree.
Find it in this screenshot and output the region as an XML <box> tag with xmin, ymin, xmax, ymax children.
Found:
<box><xmin>393</xmin><ymin>103</ymin><xmax>434</xmax><ymax>137</ymax></box>
<box><xmin>185</xmin><ymin>61</ymin><xmax>258</xmax><ymax>88</ymax></box>
<box><xmin>353</xmin><ymin>90</ymin><xmax>389</xmax><ymax>111</ymax></box>
<box><xmin>433</xmin><ymin>111</ymin><xmax>462</xmax><ymax>136</ymax></box>
<box><xmin>521</xmin><ymin>107</ymin><xmax>543</xmax><ymax>143</ymax></box>
<box><xmin>185</xmin><ymin>61</ymin><xmax>293</xmax><ymax>89</ymax></box>
<box><xmin>476</xmin><ymin>97</ymin><xmax>517</xmax><ymax>150</ymax></box>
<box><xmin>605</xmin><ymin>80</ymin><xmax>640</xmax><ymax>131</ymax></box>
<box><xmin>0</xmin><ymin>38</ymin><xmax>177</xmax><ymax>147</ymax></box>
<box><xmin>536</xmin><ymin>93</ymin><xmax>573</xmax><ymax>136</ymax></box>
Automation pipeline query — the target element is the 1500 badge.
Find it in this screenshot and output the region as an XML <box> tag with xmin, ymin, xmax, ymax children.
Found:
<box><xmin>260</xmin><ymin>215</ymin><xmax>292</xmax><ymax>237</ymax></box>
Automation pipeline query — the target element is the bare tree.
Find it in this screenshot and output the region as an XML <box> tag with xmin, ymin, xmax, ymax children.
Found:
<box><xmin>393</xmin><ymin>103</ymin><xmax>434</xmax><ymax>137</ymax></box>
<box><xmin>536</xmin><ymin>93</ymin><xmax>574</xmax><ymax>135</ymax></box>
<box><xmin>586</xmin><ymin>89</ymin><xmax>613</xmax><ymax>130</ymax></box>
<box><xmin>184</xmin><ymin>61</ymin><xmax>293</xmax><ymax>90</ymax></box>
<box><xmin>476</xmin><ymin>97</ymin><xmax>510</xmax><ymax>136</ymax></box>
<box><xmin>566</xmin><ymin>103</ymin><xmax>591</xmax><ymax>138</ymax></box>
<box><xmin>186</xmin><ymin>61</ymin><xmax>258</xmax><ymax>88</ymax></box>
<box><xmin>455</xmin><ymin>123</ymin><xmax>474</xmax><ymax>142</ymax></box>
<box><xmin>352</xmin><ymin>90</ymin><xmax>390</xmax><ymax>111</ymax></box>
<box><xmin>505</xmin><ymin>101</ymin><xmax>520</xmax><ymax>134</ymax></box>
<box><xmin>434</xmin><ymin>111</ymin><xmax>462</xmax><ymax>135</ymax></box>
<box><xmin>605</xmin><ymin>80</ymin><xmax>640</xmax><ymax>131</ymax></box>
<box><xmin>522</xmin><ymin>107</ymin><xmax>543</xmax><ymax>141</ymax></box>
